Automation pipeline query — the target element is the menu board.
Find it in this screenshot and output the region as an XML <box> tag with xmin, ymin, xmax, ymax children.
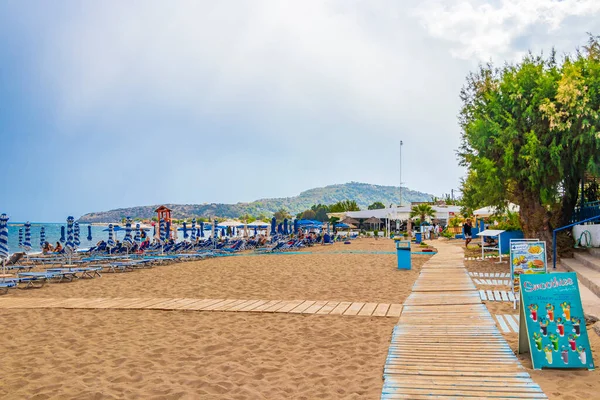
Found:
<box><xmin>510</xmin><ymin>240</ymin><xmax>547</xmax><ymax>293</ymax></box>
<box><xmin>518</xmin><ymin>272</ymin><xmax>595</xmax><ymax>370</ymax></box>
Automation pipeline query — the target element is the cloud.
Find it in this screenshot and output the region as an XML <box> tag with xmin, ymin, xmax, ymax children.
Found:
<box><xmin>413</xmin><ymin>0</ymin><xmax>600</xmax><ymax>61</ymax></box>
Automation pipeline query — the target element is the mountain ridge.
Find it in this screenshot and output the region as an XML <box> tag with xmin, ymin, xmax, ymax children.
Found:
<box><xmin>78</xmin><ymin>182</ymin><xmax>433</xmax><ymax>222</ymax></box>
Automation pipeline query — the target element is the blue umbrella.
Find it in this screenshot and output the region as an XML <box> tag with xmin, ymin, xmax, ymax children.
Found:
<box><xmin>221</xmin><ymin>227</ymin><xmax>226</xmax><ymax>237</ymax></box>
<box><xmin>271</xmin><ymin>217</ymin><xmax>276</xmax><ymax>236</ymax></box>
<box><xmin>199</xmin><ymin>227</ymin><xmax>203</xmax><ymax>238</ymax></box>
<box><xmin>123</xmin><ymin>217</ymin><xmax>134</xmax><ymax>249</ymax></box>
<box><xmin>327</xmin><ymin>222</ymin><xmax>330</xmax><ymax>234</ymax></box>
<box><xmin>18</xmin><ymin>228</ymin><xmax>23</xmax><ymax>248</ymax></box>
<box><xmin>107</xmin><ymin>223</ymin><xmax>115</xmax><ymax>247</ymax></box>
<box><xmin>213</xmin><ymin>220</ymin><xmax>218</xmax><ymax>240</ymax></box>
<box><xmin>74</xmin><ymin>222</ymin><xmax>81</xmax><ymax>247</ymax></box>
<box><xmin>278</xmin><ymin>223</ymin><xmax>283</xmax><ymax>234</ymax></box>
<box><xmin>40</xmin><ymin>226</ymin><xmax>46</xmax><ymax>249</ymax></box>
<box><xmin>153</xmin><ymin>224</ymin><xmax>156</xmax><ymax>237</ymax></box>
<box><xmin>65</xmin><ymin>216</ymin><xmax>75</xmax><ymax>263</ymax></box>
<box><xmin>134</xmin><ymin>223</ymin><xmax>141</xmax><ymax>245</ymax></box>
<box><xmin>283</xmin><ymin>219</ymin><xmax>288</xmax><ymax>235</ymax></box>
<box><xmin>254</xmin><ymin>226</ymin><xmax>258</xmax><ymax>236</ymax></box>
<box><xmin>23</xmin><ymin>221</ymin><xmax>32</xmax><ymax>251</ymax></box>
<box><xmin>87</xmin><ymin>225</ymin><xmax>92</xmax><ymax>241</ymax></box>
<box><xmin>60</xmin><ymin>226</ymin><xmax>65</xmax><ymax>243</ymax></box>
<box><xmin>232</xmin><ymin>227</ymin><xmax>236</xmax><ymax>236</ymax></box>
<box><xmin>182</xmin><ymin>221</ymin><xmax>188</xmax><ymax>239</ymax></box>
<box><xmin>0</xmin><ymin>214</ymin><xmax>9</xmax><ymax>266</ymax></box>
<box><xmin>294</xmin><ymin>219</ymin><xmax>299</xmax><ymax>235</ymax></box>
<box><xmin>190</xmin><ymin>219</ymin><xmax>196</xmax><ymax>242</ymax></box>
<box><xmin>165</xmin><ymin>221</ymin><xmax>171</xmax><ymax>241</ymax></box>
<box><xmin>159</xmin><ymin>219</ymin><xmax>166</xmax><ymax>243</ymax></box>
<box><xmin>200</xmin><ymin>221</ymin><xmax>205</xmax><ymax>238</ymax></box>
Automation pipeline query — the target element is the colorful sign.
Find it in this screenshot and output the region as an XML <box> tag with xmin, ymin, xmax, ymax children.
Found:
<box><xmin>518</xmin><ymin>272</ymin><xmax>594</xmax><ymax>370</ymax></box>
<box><xmin>510</xmin><ymin>240</ymin><xmax>547</xmax><ymax>293</ymax></box>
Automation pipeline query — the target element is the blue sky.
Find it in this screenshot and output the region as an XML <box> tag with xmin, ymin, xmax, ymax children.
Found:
<box><xmin>1</xmin><ymin>0</ymin><xmax>599</xmax><ymax>222</ymax></box>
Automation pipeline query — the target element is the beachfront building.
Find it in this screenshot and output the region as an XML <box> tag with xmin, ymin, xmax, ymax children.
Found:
<box><xmin>329</xmin><ymin>204</ymin><xmax>461</xmax><ymax>235</ymax></box>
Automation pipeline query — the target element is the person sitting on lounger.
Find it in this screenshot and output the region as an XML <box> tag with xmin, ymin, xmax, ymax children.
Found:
<box><xmin>42</xmin><ymin>242</ymin><xmax>53</xmax><ymax>254</ymax></box>
<box><xmin>54</xmin><ymin>242</ymin><xmax>63</xmax><ymax>253</ymax></box>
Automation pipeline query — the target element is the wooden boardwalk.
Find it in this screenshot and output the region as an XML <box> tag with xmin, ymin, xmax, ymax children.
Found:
<box><xmin>382</xmin><ymin>241</ymin><xmax>547</xmax><ymax>399</ymax></box>
<box><xmin>0</xmin><ymin>297</ymin><xmax>402</xmax><ymax>317</ymax></box>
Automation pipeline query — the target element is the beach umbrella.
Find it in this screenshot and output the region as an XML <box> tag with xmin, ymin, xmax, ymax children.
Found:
<box><xmin>18</xmin><ymin>228</ymin><xmax>23</xmax><ymax>248</ymax></box>
<box><xmin>182</xmin><ymin>221</ymin><xmax>188</xmax><ymax>239</ymax></box>
<box><xmin>283</xmin><ymin>219</ymin><xmax>288</xmax><ymax>235</ymax></box>
<box><xmin>23</xmin><ymin>222</ymin><xmax>32</xmax><ymax>253</ymax></box>
<box><xmin>190</xmin><ymin>219</ymin><xmax>197</xmax><ymax>242</ymax></box>
<box><xmin>271</xmin><ymin>217</ymin><xmax>276</xmax><ymax>236</ymax></box>
<box><xmin>153</xmin><ymin>224</ymin><xmax>157</xmax><ymax>238</ymax></box>
<box><xmin>60</xmin><ymin>226</ymin><xmax>65</xmax><ymax>243</ymax></box>
<box><xmin>134</xmin><ymin>223</ymin><xmax>141</xmax><ymax>245</ymax></box>
<box><xmin>159</xmin><ymin>219</ymin><xmax>166</xmax><ymax>243</ymax></box>
<box><xmin>254</xmin><ymin>226</ymin><xmax>258</xmax><ymax>236</ymax></box>
<box><xmin>74</xmin><ymin>222</ymin><xmax>81</xmax><ymax>247</ymax></box>
<box><xmin>165</xmin><ymin>221</ymin><xmax>171</xmax><ymax>240</ymax></box>
<box><xmin>40</xmin><ymin>226</ymin><xmax>46</xmax><ymax>249</ymax></box>
<box><xmin>278</xmin><ymin>223</ymin><xmax>283</xmax><ymax>234</ymax></box>
<box><xmin>65</xmin><ymin>216</ymin><xmax>75</xmax><ymax>264</ymax></box>
<box><xmin>107</xmin><ymin>223</ymin><xmax>115</xmax><ymax>247</ymax></box>
<box><xmin>200</xmin><ymin>221</ymin><xmax>204</xmax><ymax>238</ymax></box>
<box><xmin>221</xmin><ymin>227</ymin><xmax>226</xmax><ymax>237</ymax></box>
<box><xmin>123</xmin><ymin>217</ymin><xmax>134</xmax><ymax>251</ymax></box>
<box><xmin>232</xmin><ymin>227</ymin><xmax>236</xmax><ymax>236</ymax></box>
<box><xmin>0</xmin><ymin>214</ymin><xmax>9</xmax><ymax>277</ymax></box>
<box><xmin>87</xmin><ymin>225</ymin><xmax>92</xmax><ymax>241</ymax></box>
<box><xmin>294</xmin><ymin>219</ymin><xmax>299</xmax><ymax>235</ymax></box>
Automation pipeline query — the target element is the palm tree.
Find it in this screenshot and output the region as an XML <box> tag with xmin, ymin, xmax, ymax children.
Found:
<box><xmin>409</xmin><ymin>204</ymin><xmax>435</xmax><ymax>224</ymax></box>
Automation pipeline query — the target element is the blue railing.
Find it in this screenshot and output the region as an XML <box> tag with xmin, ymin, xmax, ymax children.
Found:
<box><xmin>553</xmin><ymin>214</ymin><xmax>600</xmax><ymax>269</ymax></box>
<box><xmin>571</xmin><ymin>201</ymin><xmax>600</xmax><ymax>223</ymax></box>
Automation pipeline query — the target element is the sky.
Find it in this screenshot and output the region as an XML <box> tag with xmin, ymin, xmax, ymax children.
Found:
<box><xmin>1</xmin><ymin>0</ymin><xmax>599</xmax><ymax>222</ymax></box>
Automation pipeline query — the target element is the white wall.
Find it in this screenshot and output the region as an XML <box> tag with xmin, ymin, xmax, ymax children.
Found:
<box><xmin>573</xmin><ymin>224</ymin><xmax>600</xmax><ymax>247</ymax></box>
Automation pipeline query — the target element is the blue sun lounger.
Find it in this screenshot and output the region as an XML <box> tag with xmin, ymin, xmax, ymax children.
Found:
<box><xmin>0</xmin><ymin>280</ymin><xmax>18</xmax><ymax>294</ymax></box>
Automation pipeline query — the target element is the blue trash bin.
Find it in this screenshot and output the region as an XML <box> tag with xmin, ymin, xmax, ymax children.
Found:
<box><xmin>394</xmin><ymin>239</ymin><xmax>411</xmax><ymax>270</ymax></box>
<box><xmin>415</xmin><ymin>232</ymin><xmax>422</xmax><ymax>244</ymax></box>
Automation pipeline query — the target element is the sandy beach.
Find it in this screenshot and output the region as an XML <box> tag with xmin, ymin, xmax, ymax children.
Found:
<box><xmin>0</xmin><ymin>238</ymin><xmax>430</xmax><ymax>399</ymax></box>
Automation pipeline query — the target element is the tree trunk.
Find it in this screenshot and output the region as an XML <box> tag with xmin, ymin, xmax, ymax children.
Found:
<box><xmin>518</xmin><ymin>195</ymin><xmax>553</xmax><ymax>253</ymax></box>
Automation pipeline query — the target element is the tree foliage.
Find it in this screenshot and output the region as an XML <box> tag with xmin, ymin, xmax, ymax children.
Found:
<box><xmin>409</xmin><ymin>204</ymin><xmax>435</xmax><ymax>223</ymax></box>
<box><xmin>459</xmin><ymin>35</ymin><xmax>600</xmax><ymax>243</ymax></box>
<box><xmin>273</xmin><ymin>208</ymin><xmax>291</xmax><ymax>223</ymax></box>
<box><xmin>368</xmin><ymin>201</ymin><xmax>385</xmax><ymax>210</ymax></box>
<box><xmin>329</xmin><ymin>200</ymin><xmax>360</xmax><ymax>212</ymax></box>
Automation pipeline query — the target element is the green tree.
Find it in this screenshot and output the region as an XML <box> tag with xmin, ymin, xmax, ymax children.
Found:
<box><xmin>273</xmin><ymin>208</ymin><xmax>291</xmax><ymax>223</ymax></box>
<box><xmin>409</xmin><ymin>204</ymin><xmax>435</xmax><ymax>224</ymax></box>
<box><xmin>329</xmin><ymin>200</ymin><xmax>360</xmax><ymax>212</ymax></box>
<box><xmin>368</xmin><ymin>201</ymin><xmax>385</xmax><ymax>210</ymax></box>
<box><xmin>459</xmin><ymin>36</ymin><xmax>600</xmax><ymax>244</ymax></box>
<box><xmin>300</xmin><ymin>209</ymin><xmax>317</xmax><ymax>220</ymax></box>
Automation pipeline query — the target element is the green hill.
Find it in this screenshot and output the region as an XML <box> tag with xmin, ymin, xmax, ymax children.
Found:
<box><xmin>77</xmin><ymin>182</ymin><xmax>432</xmax><ymax>223</ymax></box>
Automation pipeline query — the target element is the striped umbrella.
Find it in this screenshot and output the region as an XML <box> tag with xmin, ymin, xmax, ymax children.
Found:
<box><xmin>123</xmin><ymin>217</ymin><xmax>133</xmax><ymax>248</ymax></box>
<box><xmin>40</xmin><ymin>226</ymin><xmax>46</xmax><ymax>249</ymax></box>
<box><xmin>18</xmin><ymin>228</ymin><xmax>23</xmax><ymax>248</ymax></box>
<box><xmin>159</xmin><ymin>219</ymin><xmax>166</xmax><ymax>243</ymax></box>
<box><xmin>190</xmin><ymin>219</ymin><xmax>196</xmax><ymax>242</ymax></box>
<box><xmin>134</xmin><ymin>223</ymin><xmax>141</xmax><ymax>244</ymax></box>
<box><xmin>165</xmin><ymin>221</ymin><xmax>171</xmax><ymax>241</ymax></box>
<box><xmin>199</xmin><ymin>221</ymin><xmax>204</xmax><ymax>238</ymax></box>
<box><xmin>87</xmin><ymin>225</ymin><xmax>92</xmax><ymax>241</ymax></box>
<box><xmin>107</xmin><ymin>224</ymin><xmax>115</xmax><ymax>248</ymax></box>
<box><xmin>74</xmin><ymin>222</ymin><xmax>81</xmax><ymax>247</ymax></box>
<box><xmin>23</xmin><ymin>222</ymin><xmax>32</xmax><ymax>252</ymax></box>
<box><xmin>65</xmin><ymin>216</ymin><xmax>75</xmax><ymax>263</ymax></box>
<box><xmin>182</xmin><ymin>221</ymin><xmax>188</xmax><ymax>239</ymax></box>
<box><xmin>0</xmin><ymin>214</ymin><xmax>9</xmax><ymax>267</ymax></box>
<box><xmin>60</xmin><ymin>226</ymin><xmax>65</xmax><ymax>243</ymax></box>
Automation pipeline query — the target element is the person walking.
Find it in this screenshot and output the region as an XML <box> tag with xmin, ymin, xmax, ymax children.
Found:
<box><xmin>463</xmin><ymin>219</ymin><xmax>473</xmax><ymax>247</ymax></box>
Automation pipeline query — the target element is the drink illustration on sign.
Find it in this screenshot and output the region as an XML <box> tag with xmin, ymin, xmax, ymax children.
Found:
<box><xmin>519</xmin><ymin>272</ymin><xmax>594</xmax><ymax>370</ymax></box>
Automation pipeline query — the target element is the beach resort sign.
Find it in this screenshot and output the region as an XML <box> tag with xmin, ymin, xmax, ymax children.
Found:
<box><xmin>518</xmin><ymin>272</ymin><xmax>594</xmax><ymax>370</ymax></box>
<box><xmin>510</xmin><ymin>240</ymin><xmax>547</xmax><ymax>295</ymax></box>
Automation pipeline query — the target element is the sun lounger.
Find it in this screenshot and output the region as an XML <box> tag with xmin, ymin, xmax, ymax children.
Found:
<box><xmin>0</xmin><ymin>280</ymin><xmax>18</xmax><ymax>294</ymax></box>
<box><xmin>5</xmin><ymin>264</ymin><xmax>34</xmax><ymax>272</ymax></box>
<box><xmin>18</xmin><ymin>271</ymin><xmax>66</xmax><ymax>284</ymax></box>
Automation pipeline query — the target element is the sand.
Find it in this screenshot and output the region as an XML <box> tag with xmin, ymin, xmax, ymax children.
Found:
<box><xmin>463</xmin><ymin>252</ymin><xmax>600</xmax><ymax>400</ymax></box>
<box><xmin>1</xmin><ymin>238</ymin><xmax>429</xmax><ymax>399</ymax></box>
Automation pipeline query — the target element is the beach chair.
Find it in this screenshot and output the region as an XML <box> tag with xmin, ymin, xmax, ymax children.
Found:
<box><xmin>6</xmin><ymin>252</ymin><xmax>24</xmax><ymax>265</ymax></box>
<box><xmin>0</xmin><ymin>280</ymin><xmax>18</xmax><ymax>294</ymax></box>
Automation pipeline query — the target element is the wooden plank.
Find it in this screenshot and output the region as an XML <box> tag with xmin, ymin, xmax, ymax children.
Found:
<box><xmin>508</xmin><ymin>292</ymin><xmax>516</xmax><ymax>301</ymax></box>
<box><xmin>501</xmin><ymin>291</ymin><xmax>509</xmax><ymax>301</ymax></box>
<box><xmin>238</xmin><ymin>299</ymin><xmax>269</xmax><ymax>312</ymax></box>
<box><xmin>493</xmin><ymin>290</ymin><xmax>502</xmax><ymax>301</ymax></box>
<box><xmin>479</xmin><ymin>290</ymin><xmax>487</xmax><ymax>301</ymax></box>
<box><xmin>214</xmin><ymin>299</ymin><xmax>248</xmax><ymax>311</ymax></box>
<box><xmin>184</xmin><ymin>299</ymin><xmax>224</xmax><ymax>310</ymax></box>
<box><xmin>286</xmin><ymin>300</ymin><xmax>315</xmax><ymax>314</ymax></box>
<box><xmin>486</xmin><ymin>290</ymin><xmax>494</xmax><ymax>301</ymax></box>
<box><xmin>386</xmin><ymin>304</ymin><xmax>403</xmax><ymax>318</ymax></box>
<box><xmin>315</xmin><ymin>301</ymin><xmax>339</xmax><ymax>315</ymax></box>
<box><xmin>329</xmin><ymin>301</ymin><xmax>352</xmax><ymax>315</ymax></box>
<box><xmin>202</xmin><ymin>299</ymin><xmax>239</xmax><ymax>311</ymax></box>
<box><xmin>495</xmin><ymin>315</ymin><xmax>510</xmax><ymax>333</ymax></box>
<box><xmin>343</xmin><ymin>302</ymin><xmax>365</xmax><ymax>316</ymax></box>
<box><xmin>504</xmin><ymin>314</ymin><xmax>519</xmax><ymax>332</ymax></box>
<box><xmin>302</xmin><ymin>300</ymin><xmax>328</xmax><ymax>314</ymax></box>
<box><xmin>357</xmin><ymin>302</ymin><xmax>378</xmax><ymax>316</ymax></box>
<box><xmin>227</xmin><ymin>299</ymin><xmax>262</xmax><ymax>311</ymax></box>
<box><xmin>272</xmin><ymin>300</ymin><xmax>305</xmax><ymax>313</ymax></box>
<box><xmin>373</xmin><ymin>303</ymin><xmax>390</xmax><ymax>317</ymax></box>
<box><xmin>252</xmin><ymin>300</ymin><xmax>284</xmax><ymax>312</ymax></box>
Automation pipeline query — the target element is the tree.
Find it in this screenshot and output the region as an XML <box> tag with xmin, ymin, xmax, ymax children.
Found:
<box><xmin>329</xmin><ymin>200</ymin><xmax>360</xmax><ymax>212</ymax></box>
<box><xmin>300</xmin><ymin>210</ymin><xmax>316</xmax><ymax>220</ymax></box>
<box><xmin>368</xmin><ymin>201</ymin><xmax>385</xmax><ymax>210</ymax></box>
<box><xmin>273</xmin><ymin>208</ymin><xmax>291</xmax><ymax>223</ymax></box>
<box><xmin>459</xmin><ymin>36</ymin><xmax>600</xmax><ymax>245</ymax></box>
<box><xmin>409</xmin><ymin>204</ymin><xmax>435</xmax><ymax>224</ymax></box>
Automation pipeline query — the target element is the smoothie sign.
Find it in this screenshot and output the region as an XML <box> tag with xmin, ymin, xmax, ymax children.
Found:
<box><xmin>510</xmin><ymin>241</ymin><xmax>547</xmax><ymax>294</ymax></box>
<box><xmin>518</xmin><ymin>272</ymin><xmax>594</xmax><ymax>370</ymax></box>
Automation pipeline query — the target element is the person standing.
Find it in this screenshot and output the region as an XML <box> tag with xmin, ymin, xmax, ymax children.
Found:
<box><xmin>463</xmin><ymin>219</ymin><xmax>473</xmax><ymax>247</ymax></box>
